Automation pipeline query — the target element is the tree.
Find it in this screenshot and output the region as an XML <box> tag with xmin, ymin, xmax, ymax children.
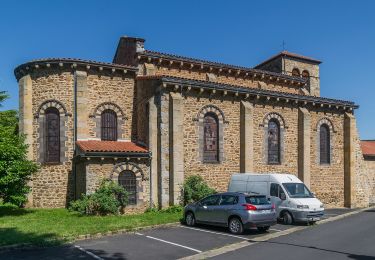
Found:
<box><xmin>0</xmin><ymin>91</ymin><xmax>38</xmax><ymax>207</ymax></box>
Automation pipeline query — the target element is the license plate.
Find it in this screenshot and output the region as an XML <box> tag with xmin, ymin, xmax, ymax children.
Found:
<box><xmin>261</xmin><ymin>210</ymin><xmax>271</xmax><ymax>213</ymax></box>
<box><xmin>310</xmin><ymin>217</ymin><xmax>320</xmax><ymax>221</ymax></box>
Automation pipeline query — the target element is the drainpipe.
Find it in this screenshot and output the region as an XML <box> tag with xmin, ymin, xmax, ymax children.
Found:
<box><xmin>73</xmin><ymin>70</ymin><xmax>78</xmax><ymax>200</ymax></box>
<box><xmin>149</xmin><ymin>151</ymin><xmax>153</xmax><ymax>208</ymax></box>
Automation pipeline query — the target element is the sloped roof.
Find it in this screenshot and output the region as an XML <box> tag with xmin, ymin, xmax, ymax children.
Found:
<box><xmin>254</xmin><ymin>51</ymin><xmax>322</xmax><ymax>69</ymax></box>
<box><xmin>76</xmin><ymin>140</ymin><xmax>148</xmax><ymax>154</ymax></box>
<box><xmin>361</xmin><ymin>140</ymin><xmax>375</xmax><ymax>156</ymax></box>
<box><xmin>137</xmin><ymin>74</ymin><xmax>358</xmax><ymax>109</ymax></box>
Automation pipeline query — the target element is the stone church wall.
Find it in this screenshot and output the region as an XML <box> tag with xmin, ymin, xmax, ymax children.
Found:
<box><xmin>85</xmin><ymin>74</ymin><xmax>135</xmax><ymax>141</ymax></box>
<box><xmin>28</xmin><ymin>69</ymin><xmax>75</xmax><ymax>207</ymax></box>
<box><xmin>310</xmin><ymin>112</ymin><xmax>345</xmax><ymax>207</ymax></box>
<box><xmin>145</xmin><ymin>62</ymin><xmax>303</xmax><ymax>95</ymax></box>
<box><xmin>80</xmin><ymin>158</ymin><xmax>150</xmax><ymax>214</ymax></box>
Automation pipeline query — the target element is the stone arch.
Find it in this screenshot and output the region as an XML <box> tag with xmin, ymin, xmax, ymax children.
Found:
<box><xmin>195</xmin><ymin>105</ymin><xmax>226</xmax><ymax>163</ymax></box>
<box><xmin>35</xmin><ymin>99</ymin><xmax>69</xmax><ymax>118</ymax></box>
<box><xmin>316</xmin><ymin>117</ymin><xmax>335</xmax><ymax>133</ymax></box>
<box><xmin>111</xmin><ymin>162</ymin><xmax>145</xmax><ymax>181</ymax></box>
<box><xmin>111</xmin><ymin>162</ymin><xmax>145</xmax><ymax>205</ymax></box>
<box><xmin>91</xmin><ymin>102</ymin><xmax>126</xmax><ymax>120</ymax></box>
<box><xmin>196</xmin><ymin>104</ymin><xmax>228</xmax><ymax>124</ymax></box>
<box><xmin>35</xmin><ymin>99</ymin><xmax>69</xmax><ymax>164</ymax></box>
<box><xmin>302</xmin><ymin>70</ymin><xmax>310</xmax><ymax>78</ymax></box>
<box><xmin>263</xmin><ymin>112</ymin><xmax>286</xmax><ymax>129</ymax></box>
<box><xmin>90</xmin><ymin>102</ymin><xmax>126</xmax><ymax>140</ymax></box>
<box><xmin>262</xmin><ymin>112</ymin><xmax>286</xmax><ymax>164</ymax></box>
<box><xmin>316</xmin><ymin>118</ymin><xmax>335</xmax><ymax>165</ymax></box>
<box><xmin>292</xmin><ymin>68</ymin><xmax>300</xmax><ymax>77</ymax></box>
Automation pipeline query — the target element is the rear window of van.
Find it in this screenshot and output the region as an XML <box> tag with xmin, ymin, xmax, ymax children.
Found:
<box><xmin>245</xmin><ymin>196</ymin><xmax>270</xmax><ymax>205</ymax></box>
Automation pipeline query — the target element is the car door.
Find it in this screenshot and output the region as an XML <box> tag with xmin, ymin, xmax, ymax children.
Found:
<box><xmin>270</xmin><ymin>183</ymin><xmax>287</xmax><ymax>216</ymax></box>
<box><xmin>195</xmin><ymin>195</ymin><xmax>221</xmax><ymax>223</ymax></box>
<box><xmin>216</xmin><ymin>195</ymin><xmax>239</xmax><ymax>224</ymax></box>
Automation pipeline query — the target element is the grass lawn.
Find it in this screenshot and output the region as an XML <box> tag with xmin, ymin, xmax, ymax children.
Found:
<box><xmin>0</xmin><ymin>205</ymin><xmax>182</xmax><ymax>247</ymax></box>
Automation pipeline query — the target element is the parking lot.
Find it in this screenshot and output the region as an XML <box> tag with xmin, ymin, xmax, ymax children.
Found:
<box><xmin>0</xmin><ymin>208</ymin><xmax>357</xmax><ymax>260</ymax></box>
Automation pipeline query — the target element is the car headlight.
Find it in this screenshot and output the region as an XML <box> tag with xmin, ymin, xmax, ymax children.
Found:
<box><xmin>296</xmin><ymin>205</ymin><xmax>309</xmax><ymax>209</ymax></box>
<box><xmin>320</xmin><ymin>204</ymin><xmax>324</xmax><ymax>208</ymax></box>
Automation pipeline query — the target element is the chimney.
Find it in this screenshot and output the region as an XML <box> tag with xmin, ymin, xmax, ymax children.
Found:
<box><xmin>113</xmin><ymin>36</ymin><xmax>145</xmax><ymax>66</ymax></box>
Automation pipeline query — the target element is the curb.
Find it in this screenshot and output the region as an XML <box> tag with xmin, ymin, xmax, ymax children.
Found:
<box><xmin>0</xmin><ymin>221</ymin><xmax>180</xmax><ymax>253</ymax></box>
<box><xmin>178</xmin><ymin>206</ymin><xmax>375</xmax><ymax>260</ymax></box>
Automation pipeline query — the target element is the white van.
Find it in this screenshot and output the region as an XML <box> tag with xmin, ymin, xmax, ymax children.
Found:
<box><xmin>228</xmin><ymin>173</ymin><xmax>324</xmax><ymax>224</ymax></box>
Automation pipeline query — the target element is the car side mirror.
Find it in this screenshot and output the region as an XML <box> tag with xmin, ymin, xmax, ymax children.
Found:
<box><xmin>280</xmin><ymin>193</ymin><xmax>286</xmax><ymax>200</ymax></box>
<box><xmin>311</xmin><ymin>192</ymin><xmax>315</xmax><ymax>197</ymax></box>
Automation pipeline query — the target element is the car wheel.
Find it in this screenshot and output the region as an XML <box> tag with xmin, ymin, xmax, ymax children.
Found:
<box><xmin>185</xmin><ymin>212</ymin><xmax>196</xmax><ymax>226</ymax></box>
<box><xmin>257</xmin><ymin>226</ymin><xmax>270</xmax><ymax>232</ymax></box>
<box><xmin>228</xmin><ymin>217</ymin><xmax>244</xmax><ymax>234</ymax></box>
<box><xmin>282</xmin><ymin>211</ymin><xmax>293</xmax><ymax>225</ymax></box>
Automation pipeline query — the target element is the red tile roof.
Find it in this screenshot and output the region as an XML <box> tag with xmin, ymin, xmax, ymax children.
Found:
<box><xmin>76</xmin><ymin>140</ymin><xmax>148</xmax><ymax>153</ymax></box>
<box><xmin>361</xmin><ymin>140</ymin><xmax>375</xmax><ymax>156</ymax></box>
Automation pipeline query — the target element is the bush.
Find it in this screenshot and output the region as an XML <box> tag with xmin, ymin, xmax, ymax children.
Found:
<box><xmin>69</xmin><ymin>179</ymin><xmax>129</xmax><ymax>215</ymax></box>
<box><xmin>181</xmin><ymin>175</ymin><xmax>216</xmax><ymax>205</ymax></box>
<box><xmin>0</xmin><ymin>92</ymin><xmax>38</xmax><ymax>207</ymax></box>
<box><xmin>145</xmin><ymin>205</ymin><xmax>183</xmax><ymax>214</ymax></box>
<box><xmin>160</xmin><ymin>205</ymin><xmax>183</xmax><ymax>213</ymax></box>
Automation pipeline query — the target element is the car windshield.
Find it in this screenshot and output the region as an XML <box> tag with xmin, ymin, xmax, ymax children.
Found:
<box><xmin>282</xmin><ymin>183</ymin><xmax>313</xmax><ymax>198</ymax></box>
<box><xmin>245</xmin><ymin>196</ymin><xmax>270</xmax><ymax>205</ymax></box>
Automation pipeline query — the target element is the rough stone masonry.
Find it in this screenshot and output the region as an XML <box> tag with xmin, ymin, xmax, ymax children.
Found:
<box><xmin>14</xmin><ymin>36</ymin><xmax>374</xmax><ymax>212</ymax></box>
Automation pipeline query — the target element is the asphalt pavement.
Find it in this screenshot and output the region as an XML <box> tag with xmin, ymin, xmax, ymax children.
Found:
<box><xmin>0</xmin><ymin>208</ymin><xmax>368</xmax><ymax>260</ymax></box>
<box><xmin>213</xmin><ymin>208</ymin><xmax>375</xmax><ymax>260</ymax></box>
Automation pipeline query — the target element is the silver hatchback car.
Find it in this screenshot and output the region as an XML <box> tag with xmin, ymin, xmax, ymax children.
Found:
<box><xmin>184</xmin><ymin>192</ymin><xmax>277</xmax><ymax>234</ymax></box>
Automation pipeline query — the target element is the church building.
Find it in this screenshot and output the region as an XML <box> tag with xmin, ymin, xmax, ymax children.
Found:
<box><xmin>14</xmin><ymin>36</ymin><xmax>374</xmax><ymax>211</ymax></box>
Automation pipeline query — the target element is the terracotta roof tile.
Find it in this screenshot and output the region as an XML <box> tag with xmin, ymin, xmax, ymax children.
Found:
<box><xmin>361</xmin><ymin>140</ymin><xmax>375</xmax><ymax>156</ymax></box>
<box><xmin>76</xmin><ymin>140</ymin><xmax>148</xmax><ymax>153</ymax></box>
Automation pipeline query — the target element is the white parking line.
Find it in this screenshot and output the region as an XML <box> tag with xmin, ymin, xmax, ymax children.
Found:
<box><xmin>135</xmin><ymin>233</ymin><xmax>202</xmax><ymax>253</ymax></box>
<box><xmin>324</xmin><ymin>213</ymin><xmax>339</xmax><ymax>216</ymax></box>
<box><xmin>74</xmin><ymin>245</ymin><xmax>104</xmax><ymax>260</ymax></box>
<box><xmin>269</xmin><ymin>228</ymin><xmax>283</xmax><ymax>232</ymax></box>
<box><xmin>180</xmin><ymin>226</ymin><xmax>249</xmax><ymax>240</ymax></box>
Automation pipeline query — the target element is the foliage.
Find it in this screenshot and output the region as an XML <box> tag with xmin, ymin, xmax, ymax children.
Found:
<box><xmin>0</xmin><ymin>91</ymin><xmax>9</xmax><ymax>106</ymax></box>
<box><xmin>69</xmin><ymin>179</ymin><xmax>129</xmax><ymax>215</ymax></box>
<box><xmin>0</xmin><ymin>92</ymin><xmax>38</xmax><ymax>207</ymax></box>
<box><xmin>181</xmin><ymin>175</ymin><xmax>216</xmax><ymax>205</ymax></box>
<box><xmin>145</xmin><ymin>205</ymin><xmax>183</xmax><ymax>214</ymax></box>
<box><xmin>144</xmin><ymin>206</ymin><xmax>159</xmax><ymax>213</ymax></box>
<box><xmin>160</xmin><ymin>205</ymin><xmax>183</xmax><ymax>213</ymax></box>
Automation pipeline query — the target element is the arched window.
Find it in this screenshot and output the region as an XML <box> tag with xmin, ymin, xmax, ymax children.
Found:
<box><xmin>101</xmin><ymin>109</ymin><xmax>117</xmax><ymax>141</ymax></box>
<box><xmin>203</xmin><ymin>112</ymin><xmax>219</xmax><ymax>162</ymax></box>
<box><xmin>119</xmin><ymin>170</ymin><xmax>137</xmax><ymax>205</ymax></box>
<box><xmin>45</xmin><ymin>107</ymin><xmax>60</xmax><ymax>163</ymax></box>
<box><xmin>268</xmin><ymin>119</ymin><xmax>280</xmax><ymax>164</ymax></box>
<box><xmin>292</xmin><ymin>68</ymin><xmax>300</xmax><ymax>77</ymax></box>
<box><xmin>320</xmin><ymin>124</ymin><xmax>330</xmax><ymax>164</ymax></box>
<box><xmin>302</xmin><ymin>70</ymin><xmax>310</xmax><ymax>79</ymax></box>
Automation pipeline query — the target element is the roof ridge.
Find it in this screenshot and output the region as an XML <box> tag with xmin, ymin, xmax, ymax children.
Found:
<box><xmin>142</xmin><ymin>50</ymin><xmax>305</xmax><ymax>82</ymax></box>
<box><xmin>137</xmin><ymin>74</ymin><xmax>356</xmax><ymax>107</ymax></box>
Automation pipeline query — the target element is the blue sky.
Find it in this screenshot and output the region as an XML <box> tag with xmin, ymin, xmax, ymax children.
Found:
<box><xmin>0</xmin><ymin>0</ymin><xmax>374</xmax><ymax>139</ymax></box>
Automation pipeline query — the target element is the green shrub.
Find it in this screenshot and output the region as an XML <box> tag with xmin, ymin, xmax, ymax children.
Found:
<box><xmin>181</xmin><ymin>175</ymin><xmax>216</xmax><ymax>205</ymax></box>
<box><xmin>160</xmin><ymin>205</ymin><xmax>183</xmax><ymax>213</ymax></box>
<box><xmin>144</xmin><ymin>207</ymin><xmax>159</xmax><ymax>213</ymax></box>
<box><xmin>69</xmin><ymin>179</ymin><xmax>129</xmax><ymax>215</ymax></box>
<box><xmin>0</xmin><ymin>92</ymin><xmax>38</xmax><ymax>207</ymax></box>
